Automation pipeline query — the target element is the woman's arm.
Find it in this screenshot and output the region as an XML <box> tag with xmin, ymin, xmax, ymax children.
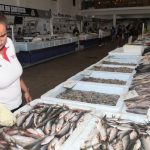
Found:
<box><xmin>20</xmin><ymin>78</ymin><xmax>32</xmax><ymax>103</ymax></box>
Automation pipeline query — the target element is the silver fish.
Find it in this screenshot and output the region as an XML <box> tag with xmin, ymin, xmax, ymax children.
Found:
<box><xmin>12</xmin><ymin>135</ymin><xmax>36</xmax><ymax>147</ymax></box>
<box><xmin>57</xmin><ymin>123</ymin><xmax>70</xmax><ymax>137</ymax></box>
<box><xmin>2</xmin><ymin>132</ymin><xmax>15</xmax><ymax>143</ymax></box>
<box><xmin>23</xmin><ymin>113</ymin><xmax>34</xmax><ymax>129</ymax></box>
<box><xmin>44</xmin><ymin>120</ymin><xmax>52</xmax><ymax>135</ymax></box>
<box><xmin>41</xmin><ymin>135</ymin><xmax>54</xmax><ymax>145</ymax></box>
<box><xmin>16</xmin><ymin>112</ymin><xmax>29</xmax><ymax>127</ymax></box>
<box><xmin>56</xmin><ymin>118</ymin><xmax>65</xmax><ymax>133</ymax></box>
<box><xmin>108</xmin><ymin>127</ymin><xmax>118</xmax><ymax>142</ymax></box>
<box><xmin>47</xmin><ymin>137</ymin><xmax>58</xmax><ymax>150</ymax></box>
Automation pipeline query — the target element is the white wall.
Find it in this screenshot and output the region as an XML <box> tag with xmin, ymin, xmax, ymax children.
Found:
<box><xmin>0</xmin><ymin>0</ymin><xmax>17</xmax><ymax>5</ymax></box>
<box><xmin>58</xmin><ymin>0</ymin><xmax>80</xmax><ymax>15</ymax></box>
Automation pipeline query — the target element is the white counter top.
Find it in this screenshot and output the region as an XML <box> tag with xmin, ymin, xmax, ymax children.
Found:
<box><xmin>15</xmin><ymin>37</ymin><xmax>78</xmax><ymax>52</ymax></box>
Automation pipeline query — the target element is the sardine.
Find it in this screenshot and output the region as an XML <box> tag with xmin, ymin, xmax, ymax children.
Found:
<box><xmin>108</xmin><ymin>127</ymin><xmax>118</xmax><ymax>142</ymax></box>
<box><xmin>12</xmin><ymin>135</ymin><xmax>36</xmax><ymax>147</ymax></box>
<box><xmin>122</xmin><ymin>135</ymin><xmax>130</xmax><ymax>150</ymax></box>
<box><xmin>23</xmin><ymin>113</ymin><xmax>34</xmax><ymax>129</ymax></box>
<box><xmin>47</xmin><ymin>137</ymin><xmax>58</xmax><ymax>150</ymax></box>
<box><xmin>41</xmin><ymin>135</ymin><xmax>54</xmax><ymax>145</ymax></box>
<box><xmin>56</xmin><ymin>123</ymin><xmax>70</xmax><ymax>137</ymax></box>
<box><xmin>16</xmin><ymin>112</ymin><xmax>29</xmax><ymax>127</ymax></box>
<box><xmin>56</xmin><ymin>118</ymin><xmax>65</xmax><ymax>133</ymax></box>
<box><xmin>2</xmin><ymin>132</ymin><xmax>15</xmax><ymax>143</ymax></box>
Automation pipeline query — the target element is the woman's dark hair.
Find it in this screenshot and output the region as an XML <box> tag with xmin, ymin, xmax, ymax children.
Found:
<box><xmin>0</xmin><ymin>12</ymin><xmax>7</xmax><ymax>26</ymax></box>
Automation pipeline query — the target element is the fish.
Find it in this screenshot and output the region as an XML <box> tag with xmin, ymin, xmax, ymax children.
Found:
<box><xmin>23</xmin><ymin>113</ymin><xmax>34</xmax><ymax>129</ymax></box>
<box><xmin>12</xmin><ymin>135</ymin><xmax>36</xmax><ymax>147</ymax></box>
<box><xmin>16</xmin><ymin>112</ymin><xmax>29</xmax><ymax>127</ymax></box>
<box><xmin>47</xmin><ymin>137</ymin><xmax>58</xmax><ymax>150</ymax></box>
<box><xmin>56</xmin><ymin>123</ymin><xmax>70</xmax><ymax>137</ymax></box>
<box><xmin>108</xmin><ymin>127</ymin><xmax>118</xmax><ymax>142</ymax></box>
<box><xmin>56</xmin><ymin>118</ymin><xmax>65</xmax><ymax>133</ymax></box>
<box><xmin>41</xmin><ymin>135</ymin><xmax>54</xmax><ymax>145</ymax></box>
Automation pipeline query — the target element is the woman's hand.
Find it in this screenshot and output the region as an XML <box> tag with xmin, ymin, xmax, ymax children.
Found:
<box><xmin>24</xmin><ymin>91</ymin><xmax>32</xmax><ymax>103</ymax></box>
<box><xmin>20</xmin><ymin>79</ymin><xmax>32</xmax><ymax>103</ymax></box>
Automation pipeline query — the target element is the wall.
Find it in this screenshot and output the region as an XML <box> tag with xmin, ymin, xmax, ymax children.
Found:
<box><xmin>58</xmin><ymin>0</ymin><xmax>81</xmax><ymax>15</ymax></box>
<box><xmin>0</xmin><ymin>0</ymin><xmax>18</xmax><ymax>5</ymax></box>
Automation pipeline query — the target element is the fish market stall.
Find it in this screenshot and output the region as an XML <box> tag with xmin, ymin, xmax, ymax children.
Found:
<box><xmin>109</xmin><ymin>47</ymin><xmax>144</xmax><ymax>56</ymax></box>
<box><xmin>120</xmin><ymin>53</ymin><xmax>150</xmax><ymax>122</ymax></box>
<box><xmin>87</xmin><ymin>64</ymin><xmax>136</xmax><ymax>74</ymax></box>
<box><xmin>72</xmin><ymin>114</ymin><xmax>150</xmax><ymax>150</ymax></box>
<box><xmin>41</xmin><ymin>79</ymin><xmax>128</xmax><ymax>113</ymax></box>
<box><xmin>5</xmin><ymin>36</ymin><xmax>148</xmax><ymax>149</ymax></box>
<box><xmin>79</xmin><ymin>32</ymin><xmax>110</xmax><ymax>49</ymax></box>
<box><xmin>68</xmin><ymin>70</ymin><xmax>133</xmax><ymax>87</ymax></box>
<box><xmin>0</xmin><ymin>99</ymin><xmax>93</xmax><ymax>150</ymax></box>
<box><xmin>16</xmin><ymin>37</ymin><xmax>78</xmax><ymax>67</ymax></box>
<box><xmin>96</xmin><ymin>55</ymin><xmax>140</xmax><ymax>67</ymax></box>
<box><xmin>123</xmin><ymin>44</ymin><xmax>147</xmax><ymax>56</ymax></box>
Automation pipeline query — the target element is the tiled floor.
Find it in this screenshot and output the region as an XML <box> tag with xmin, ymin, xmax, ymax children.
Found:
<box><xmin>22</xmin><ymin>42</ymin><xmax>117</xmax><ymax>101</ymax></box>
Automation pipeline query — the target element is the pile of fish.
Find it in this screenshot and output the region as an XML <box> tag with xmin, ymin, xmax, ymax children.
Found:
<box><xmin>143</xmin><ymin>47</ymin><xmax>150</xmax><ymax>55</ymax></box>
<box><xmin>124</xmin><ymin>72</ymin><xmax>150</xmax><ymax>115</ymax></box>
<box><xmin>136</xmin><ymin>53</ymin><xmax>150</xmax><ymax>74</ymax></box>
<box><xmin>91</xmin><ymin>66</ymin><xmax>133</xmax><ymax>73</ymax></box>
<box><xmin>57</xmin><ymin>89</ymin><xmax>119</xmax><ymax>106</ymax></box>
<box><xmin>81</xmin><ymin>117</ymin><xmax>150</xmax><ymax>150</ymax></box>
<box><xmin>102</xmin><ymin>61</ymin><xmax>136</xmax><ymax>66</ymax></box>
<box><xmin>81</xmin><ymin>77</ymin><xmax>126</xmax><ymax>85</ymax></box>
<box><xmin>0</xmin><ymin>103</ymin><xmax>87</xmax><ymax>150</ymax></box>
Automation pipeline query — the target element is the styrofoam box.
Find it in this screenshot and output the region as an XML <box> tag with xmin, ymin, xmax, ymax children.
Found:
<box><xmin>41</xmin><ymin>80</ymin><xmax>128</xmax><ymax>113</ymax></box>
<box><xmin>14</xmin><ymin>98</ymin><xmax>94</xmax><ymax>150</ymax></box>
<box><xmin>96</xmin><ymin>55</ymin><xmax>140</xmax><ymax>66</ymax></box>
<box><xmin>123</xmin><ymin>44</ymin><xmax>147</xmax><ymax>55</ymax></box>
<box><xmin>86</xmin><ymin>64</ymin><xmax>136</xmax><ymax>75</ymax></box>
<box><xmin>109</xmin><ymin>47</ymin><xmax>142</xmax><ymax>56</ymax></box>
<box><xmin>108</xmin><ymin>54</ymin><xmax>141</xmax><ymax>60</ymax></box>
<box><xmin>68</xmin><ymin>70</ymin><xmax>133</xmax><ymax>87</ymax></box>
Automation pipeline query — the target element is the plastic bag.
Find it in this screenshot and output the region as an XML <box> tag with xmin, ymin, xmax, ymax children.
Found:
<box><xmin>0</xmin><ymin>103</ymin><xmax>16</xmax><ymax>126</ymax></box>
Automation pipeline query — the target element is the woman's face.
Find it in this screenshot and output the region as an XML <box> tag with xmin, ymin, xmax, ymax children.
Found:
<box><xmin>0</xmin><ymin>23</ymin><xmax>7</xmax><ymax>50</ymax></box>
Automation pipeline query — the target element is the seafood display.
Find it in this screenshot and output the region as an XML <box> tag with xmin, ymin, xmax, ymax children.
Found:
<box><xmin>136</xmin><ymin>53</ymin><xmax>150</xmax><ymax>74</ymax></box>
<box><xmin>57</xmin><ymin>90</ymin><xmax>119</xmax><ymax>106</ymax></box>
<box><xmin>124</xmin><ymin>72</ymin><xmax>150</xmax><ymax>115</ymax></box>
<box><xmin>81</xmin><ymin>116</ymin><xmax>150</xmax><ymax>150</ymax></box>
<box><xmin>0</xmin><ymin>103</ymin><xmax>87</xmax><ymax>149</ymax></box>
<box><xmin>91</xmin><ymin>66</ymin><xmax>133</xmax><ymax>73</ymax></box>
<box><xmin>81</xmin><ymin>77</ymin><xmax>126</xmax><ymax>85</ymax></box>
<box><xmin>102</xmin><ymin>61</ymin><xmax>136</xmax><ymax>66</ymax></box>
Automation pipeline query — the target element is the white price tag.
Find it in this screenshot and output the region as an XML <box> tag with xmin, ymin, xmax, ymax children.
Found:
<box><xmin>63</xmin><ymin>80</ymin><xmax>77</xmax><ymax>89</ymax></box>
<box><xmin>81</xmin><ymin>70</ymin><xmax>92</xmax><ymax>76</ymax></box>
<box><xmin>122</xmin><ymin>90</ymin><xmax>139</xmax><ymax>101</ymax></box>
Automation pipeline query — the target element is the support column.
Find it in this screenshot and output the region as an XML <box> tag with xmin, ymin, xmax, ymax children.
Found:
<box><xmin>50</xmin><ymin>17</ymin><xmax>53</xmax><ymax>36</ymax></box>
<box><xmin>113</xmin><ymin>14</ymin><xmax>116</xmax><ymax>27</ymax></box>
<box><xmin>80</xmin><ymin>20</ymin><xmax>83</xmax><ymax>32</ymax></box>
<box><xmin>57</xmin><ymin>0</ymin><xmax>60</xmax><ymax>14</ymax></box>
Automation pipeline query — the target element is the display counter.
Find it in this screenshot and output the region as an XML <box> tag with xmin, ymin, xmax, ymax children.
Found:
<box><xmin>79</xmin><ymin>32</ymin><xmax>111</xmax><ymax>49</ymax></box>
<box><xmin>16</xmin><ymin>37</ymin><xmax>78</xmax><ymax>67</ymax></box>
<box><xmin>15</xmin><ymin>32</ymin><xmax>111</xmax><ymax>67</ymax></box>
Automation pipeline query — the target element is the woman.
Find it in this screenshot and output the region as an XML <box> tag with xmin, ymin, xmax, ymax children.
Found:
<box><xmin>0</xmin><ymin>13</ymin><xmax>32</xmax><ymax>112</ymax></box>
